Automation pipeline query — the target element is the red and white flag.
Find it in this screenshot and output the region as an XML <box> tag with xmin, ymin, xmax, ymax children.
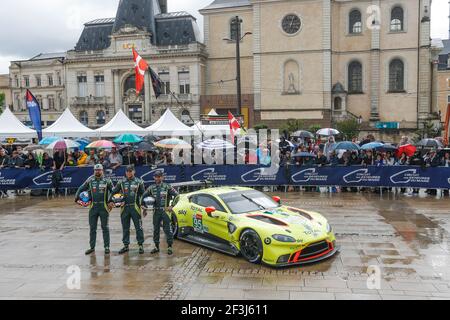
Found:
<box><xmin>228</xmin><ymin>112</ymin><xmax>241</xmax><ymax>142</ymax></box>
<box><xmin>132</xmin><ymin>48</ymin><xmax>149</xmax><ymax>95</ymax></box>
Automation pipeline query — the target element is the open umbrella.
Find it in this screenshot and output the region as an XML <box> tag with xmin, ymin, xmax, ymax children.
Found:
<box><xmin>75</xmin><ymin>138</ymin><xmax>91</xmax><ymax>151</ymax></box>
<box><xmin>197</xmin><ymin>139</ymin><xmax>235</xmax><ymax>150</ymax></box>
<box><xmin>292</xmin><ymin>130</ymin><xmax>315</xmax><ymax>139</ymax></box>
<box><xmin>114</xmin><ymin>134</ymin><xmax>143</xmax><ymax>144</ymax></box>
<box><xmin>333</xmin><ymin>141</ymin><xmax>360</xmax><ymax>151</ymax></box>
<box><xmin>291</xmin><ymin>152</ymin><xmax>317</xmax><ymax>158</ymax></box>
<box><xmin>360</xmin><ymin>142</ymin><xmax>384</xmax><ymax>150</ymax></box>
<box><xmin>317</xmin><ymin>128</ymin><xmax>340</xmax><ymax>136</ymax></box>
<box><xmin>46</xmin><ymin>139</ymin><xmax>80</xmax><ymax>151</ymax></box>
<box><xmin>155</xmin><ymin>138</ymin><xmax>192</xmax><ymax>149</ymax></box>
<box><xmin>396</xmin><ymin>144</ymin><xmax>417</xmax><ymax>157</ymax></box>
<box><xmin>39</xmin><ymin>136</ymin><xmax>62</xmax><ymax>145</ymax></box>
<box><xmin>134</xmin><ymin>142</ymin><xmax>156</xmax><ymax>152</ymax></box>
<box><xmin>438</xmin><ymin>148</ymin><xmax>450</xmax><ymax>156</ymax></box>
<box><xmin>416</xmin><ymin>139</ymin><xmax>443</xmax><ymax>148</ymax></box>
<box><xmin>86</xmin><ymin>140</ymin><xmax>117</xmax><ymax>150</ymax></box>
<box><xmin>276</xmin><ymin>139</ymin><xmax>295</xmax><ymax>148</ymax></box>
<box><xmin>143</xmin><ymin>135</ymin><xmax>159</xmax><ymax>143</ymax></box>
<box><xmin>23</xmin><ymin>144</ymin><xmax>45</xmax><ymax>152</ymax></box>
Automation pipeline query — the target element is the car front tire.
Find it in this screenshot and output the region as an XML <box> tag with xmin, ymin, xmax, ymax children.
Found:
<box><xmin>239</xmin><ymin>229</ymin><xmax>263</xmax><ymax>264</ymax></box>
<box><xmin>171</xmin><ymin>214</ymin><xmax>179</xmax><ymax>238</ymax></box>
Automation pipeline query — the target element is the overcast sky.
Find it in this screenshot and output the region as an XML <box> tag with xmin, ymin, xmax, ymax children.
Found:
<box><xmin>0</xmin><ymin>0</ymin><xmax>448</xmax><ymax>74</ymax></box>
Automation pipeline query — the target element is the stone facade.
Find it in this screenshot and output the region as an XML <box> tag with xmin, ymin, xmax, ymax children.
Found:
<box><xmin>7</xmin><ymin>0</ymin><xmax>206</xmax><ymax>129</ymax></box>
<box><xmin>200</xmin><ymin>0</ymin><xmax>435</xmax><ymax>137</ymax></box>
<box><xmin>0</xmin><ymin>74</ymin><xmax>12</xmax><ymax>109</ymax></box>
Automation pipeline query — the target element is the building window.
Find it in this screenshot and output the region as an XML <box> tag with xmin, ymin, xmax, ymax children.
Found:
<box><xmin>178</xmin><ymin>70</ymin><xmax>190</xmax><ymax>94</ymax></box>
<box><xmin>36</xmin><ymin>95</ymin><xmax>43</xmax><ymax>107</ymax></box>
<box><xmin>389</xmin><ymin>59</ymin><xmax>405</xmax><ymax>92</ymax></box>
<box><xmin>14</xmin><ymin>75</ymin><xmax>19</xmax><ymax>88</ymax></box>
<box><xmin>348</xmin><ymin>61</ymin><xmax>363</xmax><ymax>93</ymax></box>
<box><xmin>447</xmin><ymin>95</ymin><xmax>450</xmax><ymax>104</ymax></box>
<box><xmin>77</xmin><ymin>75</ymin><xmax>87</xmax><ymax>97</ymax></box>
<box><xmin>48</xmin><ymin>75</ymin><xmax>54</xmax><ymax>87</ymax></box>
<box><xmin>390</xmin><ymin>7</ymin><xmax>404</xmax><ymax>32</ymax></box>
<box><xmin>96</xmin><ymin>110</ymin><xmax>106</xmax><ymax>125</ymax></box>
<box><xmin>58</xmin><ymin>94</ymin><xmax>64</xmax><ymax>109</ymax></box>
<box><xmin>48</xmin><ymin>95</ymin><xmax>55</xmax><ymax>110</ymax></box>
<box><xmin>230</xmin><ymin>17</ymin><xmax>242</xmax><ymax>41</ymax></box>
<box><xmin>24</xmin><ymin>76</ymin><xmax>30</xmax><ymax>87</ymax></box>
<box><xmin>158</xmin><ymin>71</ymin><xmax>170</xmax><ymax>95</ymax></box>
<box><xmin>349</xmin><ymin>10</ymin><xmax>362</xmax><ymax>34</ymax></box>
<box><xmin>79</xmin><ymin>111</ymin><xmax>89</xmax><ymax>126</ymax></box>
<box><xmin>57</xmin><ymin>72</ymin><xmax>62</xmax><ymax>86</ymax></box>
<box><xmin>35</xmin><ymin>75</ymin><xmax>41</xmax><ymax>87</ymax></box>
<box><xmin>95</xmin><ymin>75</ymin><xmax>105</xmax><ymax>97</ymax></box>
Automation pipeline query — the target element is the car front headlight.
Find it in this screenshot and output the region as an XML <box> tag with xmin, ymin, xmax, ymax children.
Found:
<box><xmin>272</xmin><ymin>234</ymin><xmax>296</xmax><ymax>243</ymax></box>
<box><xmin>326</xmin><ymin>223</ymin><xmax>332</xmax><ymax>233</ymax></box>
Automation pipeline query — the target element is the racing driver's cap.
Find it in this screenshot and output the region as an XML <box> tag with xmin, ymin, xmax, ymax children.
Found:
<box><xmin>94</xmin><ymin>164</ymin><xmax>104</xmax><ymax>171</ymax></box>
<box><xmin>126</xmin><ymin>165</ymin><xmax>135</xmax><ymax>172</ymax></box>
<box><xmin>153</xmin><ymin>170</ymin><xmax>164</xmax><ymax>178</ymax></box>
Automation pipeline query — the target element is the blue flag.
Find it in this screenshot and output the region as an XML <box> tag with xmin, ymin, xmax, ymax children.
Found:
<box><xmin>26</xmin><ymin>90</ymin><xmax>42</xmax><ymax>141</ymax></box>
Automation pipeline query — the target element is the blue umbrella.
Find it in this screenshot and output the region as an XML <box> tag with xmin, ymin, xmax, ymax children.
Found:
<box><xmin>333</xmin><ymin>141</ymin><xmax>361</xmax><ymax>151</ymax></box>
<box><xmin>114</xmin><ymin>134</ymin><xmax>143</xmax><ymax>144</ymax></box>
<box><xmin>361</xmin><ymin>142</ymin><xmax>384</xmax><ymax>150</ymax></box>
<box><xmin>39</xmin><ymin>136</ymin><xmax>62</xmax><ymax>145</ymax></box>
<box><xmin>292</xmin><ymin>152</ymin><xmax>317</xmax><ymax>158</ymax></box>
<box><xmin>75</xmin><ymin>138</ymin><xmax>91</xmax><ymax>151</ymax></box>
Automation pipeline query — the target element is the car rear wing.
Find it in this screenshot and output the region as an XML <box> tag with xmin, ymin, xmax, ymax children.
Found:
<box><xmin>171</xmin><ymin>180</ymin><xmax>213</xmax><ymax>190</ymax></box>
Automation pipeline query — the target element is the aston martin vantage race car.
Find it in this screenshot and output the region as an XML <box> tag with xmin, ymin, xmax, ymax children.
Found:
<box><xmin>170</xmin><ymin>186</ymin><xmax>339</xmax><ymax>267</ymax></box>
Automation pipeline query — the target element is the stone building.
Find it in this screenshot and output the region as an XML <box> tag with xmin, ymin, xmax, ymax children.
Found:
<box><xmin>8</xmin><ymin>0</ymin><xmax>206</xmax><ymax>128</ymax></box>
<box><xmin>435</xmin><ymin>39</ymin><xmax>450</xmax><ymax>128</ymax></box>
<box><xmin>0</xmin><ymin>74</ymin><xmax>12</xmax><ymax>109</ymax></box>
<box><xmin>200</xmin><ymin>0</ymin><xmax>436</xmax><ymax>139</ymax></box>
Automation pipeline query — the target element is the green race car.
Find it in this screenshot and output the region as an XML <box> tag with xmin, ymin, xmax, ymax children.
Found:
<box><xmin>171</xmin><ymin>186</ymin><xmax>339</xmax><ymax>267</ymax></box>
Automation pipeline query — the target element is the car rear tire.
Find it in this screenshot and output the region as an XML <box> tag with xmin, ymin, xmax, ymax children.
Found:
<box><xmin>240</xmin><ymin>229</ymin><xmax>263</xmax><ymax>264</ymax></box>
<box><xmin>171</xmin><ymin>214</ymin><xmax>179</xmax><ymax>238</ymax></box>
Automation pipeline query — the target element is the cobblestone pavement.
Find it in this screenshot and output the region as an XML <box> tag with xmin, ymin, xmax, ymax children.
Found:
<box><xmin>0</xmin><ymin>192</ymin><xmax>450</xmax><ymax>300</ymax></box>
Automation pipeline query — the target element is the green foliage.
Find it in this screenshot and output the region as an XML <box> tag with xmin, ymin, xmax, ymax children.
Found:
<box><xmin>335</xmin><ymin>118</ymin><xmax>361</xmax><ymax>140</ymax></box>
<box><xmin>279</xmin><ymin>119</ymin><xmax>305</xmax><ymax>135</ymax></box>
<box><xmin>0</xmin><ymin>93</ymin><xmax>5</xmax><ymax>114</ymax></box>
<box><xmin>253</xmin><ymin>123</ymin><xmax>269</xmax><ymax>133</ymax></box>
<box><xmin>413</xmin><ymin>121</ymin><xmax>440</xmax><ymax>142</ymax></box>
<box><xmin>308</xmin><ymin>124</ymin><xmax>322</xmax><ymax>135</ymax></box>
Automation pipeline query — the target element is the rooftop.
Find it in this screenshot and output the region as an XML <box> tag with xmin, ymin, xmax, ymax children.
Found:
<box><xmin>201</xmin><ymin>0</ymin><xmax>251</xmax><ymax>11</ymax></box>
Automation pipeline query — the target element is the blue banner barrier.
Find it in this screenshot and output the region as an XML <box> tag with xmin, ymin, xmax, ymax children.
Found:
<box><xmin>1</xmin><ymin>165</ymin><xmax>450</xmax><ymax>190</ymax></box>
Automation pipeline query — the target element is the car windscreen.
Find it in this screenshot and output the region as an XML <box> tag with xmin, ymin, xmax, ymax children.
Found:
<box><xmin>220</xmin><ymin>190</ymin><xmax>280</xmax><ymax>215</ymax></box>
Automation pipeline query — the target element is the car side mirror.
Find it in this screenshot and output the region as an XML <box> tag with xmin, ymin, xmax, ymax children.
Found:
<box><xmin>272</xmin><ymin>196</ymin><xmax>281</xmax><ymax>204</ymax></box>
<box><xmin>205</xmin><ymin>206</ymin><xmax>216</xmax><ymax>217</ymax></box>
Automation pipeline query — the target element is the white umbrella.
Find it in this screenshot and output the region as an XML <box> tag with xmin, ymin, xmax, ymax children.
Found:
<box><xmin>197</xmin><ymin>139</ymin><xmax>235</xmax><ymax>150</ymax></box>
<box><xmin>276</xmin><ymin>139</ymin><xmax>295</xmax><ymax>148</ymax></box>
<box><xmin>317</xmin><ymin>128</ymin><xmax>340</xmax><ymax>136</ymax></box>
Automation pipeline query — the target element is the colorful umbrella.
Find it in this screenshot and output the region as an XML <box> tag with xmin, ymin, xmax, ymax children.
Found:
<box><xmin>155</xmin><ymin>138</ymin><xmax>192</xmax><ymax>149</ymax></box>
<box><xmin>114</xmin><ymin>134</ymin><xmax>143</xmax><ymax>144</ymax></box>
<box><xmin>396</xmin><ymin>144</ymin><xmax>417</xmax><ymax>157</ymax></box>
<box><xmin>46</xmin><ymin>139</ymin><xmax>80</xmax><ymax>151</ymax></box>
<box><xmin>134</xmin><ymin>142</ymin><xmax>156</xmax><ymax>152</ymax></box>
<box><xmin>39</xmin><ymin>136</ymin><xmax>62</xmax><ymax>145</ymax></box>
<box><xmin>333</xmin><ymin>141</ymin><xmax>360</xmax><ymax>151</ymax></box>
<box><xmin>317</xmin><ymin>128</ymin><xmax>340</xmax><ymax>136</ymax></box>
<box><xmin>86</xmin><ymin>140</ymin><xmax>117</xmax><ymax>150</ymax></box>
<box><xmin>75</xmin><ymin>138</ymin><xmax>91</xmax><ymax>151</ymax></box>
<box><xmin>197</xmin><ymin>139</ymin><xmax>235</xmax><ymax>150</ymax></box>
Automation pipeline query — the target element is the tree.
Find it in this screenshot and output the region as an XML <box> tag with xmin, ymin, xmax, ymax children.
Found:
<box><xmin>308</xmin><ymin>124</ymin><xmax>322</xmax><ymax>135</ymax></box>
<box><xmin>280</xmin><ymin>119</ymin><xmax>304</xmax><ymax>136</ymax></box>
<box><xmin>335</xmin><ymin>118</ymin><xmax>361</xmax><ymax>140</ymax></box>
<box><xmin>413</xmin><ymin>121</ymin><xmax>440</xmax><ymax>142</ymax></box>
<box><xmin>253</xmin><ymin>123</ymin><xmax>269</xmax><ymax>133</ymax></box>
<box><xmin>0</xmin><ymin>93</ymin><xmax>5</xmax><ymax>115</ymax></box>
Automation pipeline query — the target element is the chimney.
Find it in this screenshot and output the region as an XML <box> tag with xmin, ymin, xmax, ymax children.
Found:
<box><xmin>159</xmin><ymin>0</ymin><xmax>167</xmax><ymax>14</ymax></box>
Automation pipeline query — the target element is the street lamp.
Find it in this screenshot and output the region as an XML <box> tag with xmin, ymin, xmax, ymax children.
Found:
<box><xmin>223</xmin><ymin>16</ymin><xmax>252</xmax><ymax>119</ymax></box>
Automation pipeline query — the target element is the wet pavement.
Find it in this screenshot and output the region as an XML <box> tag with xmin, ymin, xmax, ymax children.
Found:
<box><xmin>0</xmin><ymin>192</ymin><xmax>450</xmax><ymax>300</ymax></box>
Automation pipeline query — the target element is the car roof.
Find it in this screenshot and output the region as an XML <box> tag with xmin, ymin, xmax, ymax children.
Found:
<box><xmin>189</xmin><ymin>186</ymin><xmax>254</xmax><ymax>197</ymax></box>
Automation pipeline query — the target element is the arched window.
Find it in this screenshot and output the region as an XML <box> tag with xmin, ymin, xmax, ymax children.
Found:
<box><xmin>79</xmin><ymin>111</ymin><xmax>89</xmax><ymax>126</ymax></box>
<box><xmin>389</xmin><ymin>59</ymin><xmax>405</xmax><ymax>92</ymax></box>
<box><xmin>96</xmin><ymin>110</ymin><xmax>106</xmax><ymax>125</ymax></box>
<box><xmin>349</xmin><ymin>10</ymin><xmax>362</xmax><ymax>34</ymax></box>
<box><xmin>230</xmin><ymin>17</ymin><xmax>242</xmax><ymax>41</ymax></box>
<box><xmin>348</xmin><ymin>61</ymin><xmax>363</xmax><ymax>93</ymax></box>
<box><xmin>390</xmin><ymin>7</ymin><xmax>404</xmax><ymax>32</ymax></box>
<box><xmin>334</xmin><ymin>97</ymin><xmax>342</xmax><ymax>111</ymax></box>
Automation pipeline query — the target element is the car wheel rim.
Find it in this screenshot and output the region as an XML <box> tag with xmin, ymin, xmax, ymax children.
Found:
<box><xmin>171</xmin><ymin>218</ymin><xmax>178</xmax><ymax>236</ymax></box>
<box><xmin>241</xmin><ymin>234</ymin><xmax>260</xmax><ymax>260</ymax></box>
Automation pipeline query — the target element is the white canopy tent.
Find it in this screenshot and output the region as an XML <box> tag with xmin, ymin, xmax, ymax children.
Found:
<box><xmin>0</xmin><ymin>108</ymin><xmax>37</xmax><ymax>139</ymax></box>
<box><xmin>146</xmin><ymin>109</ymin><xmax>195</xmax><ymax>136</ymax></box>
<box><xmin>43</xmin><ymin>108</ymin><xmax>96</xmax><ymax>138</ymax></box>
<box><xmin>96</xmin><ymin>109</ymin><xmax>148</xmax><ymax>137</ymax></box>
<box><xmin>192</xmin><ymin>122</ymin><xmax>230</xmax><ymax>137</ymax></box>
